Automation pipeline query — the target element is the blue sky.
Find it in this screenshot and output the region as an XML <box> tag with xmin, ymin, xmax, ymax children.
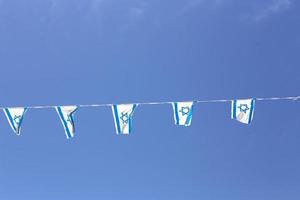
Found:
<box><xmin>0</xmin><ymin>0</ymin><xmax>300</xmax><ymax>199</ymax></box>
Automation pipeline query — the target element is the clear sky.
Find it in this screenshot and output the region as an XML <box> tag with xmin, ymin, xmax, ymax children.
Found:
<box><xmin>0</xmin><ymin>0</ymin><xmax>300</xmax><ymax>199</ymax></box>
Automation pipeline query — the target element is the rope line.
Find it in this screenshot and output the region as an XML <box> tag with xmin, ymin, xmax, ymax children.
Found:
<box><xmin>0</xmin><ymin>96</ymin><xmax>299</xmax><ymax>110</ymax></box>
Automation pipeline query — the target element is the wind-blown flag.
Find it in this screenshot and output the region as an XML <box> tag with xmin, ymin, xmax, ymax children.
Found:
<box><xmin>172</xmin><ymin>101</ymin><xmax>194</xmax><ymax>126</ymax></box>
<box><xmin>112</xmin><ymin>104</ymin><xmax>137</xmax><ymax>134</ymax></box>
<box><xmin>3</xmin><ymin>107</ymin><xmax>28</xmax><ymax>135</ymax></box>
<box><xmin>231</xmin><ymin>99</ymin><xmax>255</xmax><ymax>124</ymax></box>
<box><xmin>56</xmin><ymin>106</ymin><xmax>78</xmax><ymax>139</ymax></box>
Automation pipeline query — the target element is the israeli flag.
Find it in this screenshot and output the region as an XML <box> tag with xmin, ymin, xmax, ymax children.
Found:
<box><xmin>56</xmin><ymin>106</ymin><xmax>78</xmax><ymax>139</ymax></box>
<box><xmin>3</xmin><ymin>107</ymin><xmax>28</xmax><ymax>135</ymax></box>
<box><xmin>172</xmin><ymin>102</ymin><xmax>194</xmax><ymax>126</ymax></box>
<box><xmin>112</xmin><ymin>104</ymin><xmax>138</xmax><ymax>134</ymax></box>
<box><xmin>231</xmin><ymin>99</ymin><xmax>255</xmax><ymax>124</ymax></box>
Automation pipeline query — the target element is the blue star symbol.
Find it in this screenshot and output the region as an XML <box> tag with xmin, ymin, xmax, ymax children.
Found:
<box><xmin>238</xmin><ymin>104</ymin><xmax>249</xmax><ymax>113</ymax></box>
<box><xmin>66</xmin><ymin>115</ymin><xmax>73</xmax><ymax>123</ymax></box>
<box><xmin>13</xmin><ymin>115</ymin><xmax>22</xmax><ymax>124</ymax></box>
<box><xmin>179</xmin><ymin>106</ymin><xmax>190</xmax><ymax>116</ymax></box>
<box><xmin>120</xmin><ymin>112</ymin><xmax>129</xmax><ymax>124</ymax></box>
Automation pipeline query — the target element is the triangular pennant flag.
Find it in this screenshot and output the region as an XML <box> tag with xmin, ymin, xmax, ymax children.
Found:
<box><xmin>112</xmin><ymin>104</ymin><xmax>138</xmax><ymax>134</ymax></box>
<box><xmin>172</xmin><ymin>101</ymin><xmax>194</xmax><ymax>126</ymax></box>
<box><xmin>3</xmin><ymin>107</ymin><xmax>28</xmax><ymax>135</ymax></box>
<box><xmin>55</xmin><ymin>106</ymin><xmax>78</xmax><ymax>139</ymax></box>
<box><xmin>231</xmin><ymin>99</ymin><xmax>255</xmax><ymax>124</ymax></box>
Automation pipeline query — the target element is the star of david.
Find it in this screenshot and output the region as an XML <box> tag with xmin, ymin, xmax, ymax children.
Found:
<box><xmin>238</xmin><ymin>104</ymin><xmax>249</xmax><ymax>113</ymax></box>
<box><xmin>179</xmin><ymin>106</ymin><xmax>190</xmax><ymax>116</ymax></box>
<box><xmin>66</xmin><ymin>115</ymin><xmax>73</xmax><ymax>123</ymax></box>
<box><xmin>13</xmin><ymin>115</ymin><xmax>22</xmax><ymax>124</ymax></box>
<box><xmin>120</xmin><ymin>112</ymin><xmax>129</xmax><ymax>124</ymax></box>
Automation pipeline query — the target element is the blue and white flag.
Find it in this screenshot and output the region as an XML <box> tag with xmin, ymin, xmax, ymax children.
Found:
<box><xmin>231</xmin><ymin>99</ymin><xmax>255</xmax><ymax>124</ymax></box>
<box><xmin>55</xmin><ymin>106</ymin><xmax>78</xmax><ymax>139</ymax></box>
<box><xmin>3</xmin><ymin>107</ymin><xmax>28</xmax><ymax>135</ymax></box>
<box><xmin>112</xmin><ymin>104</ymin><xmax>138</xmax><ymax>134</ymax></box>
<box><xmin>172</xmin><ymin>102</ymin><xmax>194</xmax><ymax>126</ymax></box>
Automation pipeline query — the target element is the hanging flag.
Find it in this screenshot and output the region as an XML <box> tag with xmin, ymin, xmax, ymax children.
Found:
<box><xmin>56</xmin><ymin>106</ymin><xmax>78</xmax><ymax>139</ymax></box>
<box><xmin>3</xmin><ymin>107</ymin><xmax>28</xmax><ymax>135</ymax></box>
<box><xmin>231</xmin><ymin>99</ymin><xmax>255</xmax><ymax>124</ymax></box>
<box><xmin>112</xmin><ymin>104</ymin><xmax>138</xmax><ymax>134</ymax></box>
<box><xmin>172</xmin><ymin>101</ymin><xmax>194</xmax><ymax>126</ymax></box>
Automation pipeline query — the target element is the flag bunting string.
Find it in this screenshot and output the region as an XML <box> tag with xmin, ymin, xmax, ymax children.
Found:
<box><xmin>0</xmin><ymin>96</ymin><xmax>299</xmax><ymax>109</ymax></box>
<box><xmin>0</xmin><ymin>95</ymin><xmax>299</xmax><ymax>138</ymax></box>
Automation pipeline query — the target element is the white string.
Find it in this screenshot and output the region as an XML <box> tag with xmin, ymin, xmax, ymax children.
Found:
<box><xmin>0</xmin><ymin>95</ymin><xmax>299</xmax><ymax>109</ymax></box>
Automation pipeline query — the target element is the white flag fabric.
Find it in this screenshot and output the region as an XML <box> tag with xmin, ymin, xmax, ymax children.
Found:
<box><xmin>112</xmin><ymin>104</ymin><xmax>138</xmax><ymax>134</ymax></box>
<box><xmin>55</xmin><ymin>106</ymin><xmax>78</xmax><ymax>139</ymax></box>
<box><xmin>3</xmin><ymin>107</ymin><xmax>28</xmax><ymax>135</ymax></box>
<box><xmin>172</xmin><ymin>102</ymin><xmax>194</xmax><ymax>126</ymax></box>
<box><xmin>231</xmin><ymin>99</ymin><xmax>255</xmax><ymax>124</ymax></box>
